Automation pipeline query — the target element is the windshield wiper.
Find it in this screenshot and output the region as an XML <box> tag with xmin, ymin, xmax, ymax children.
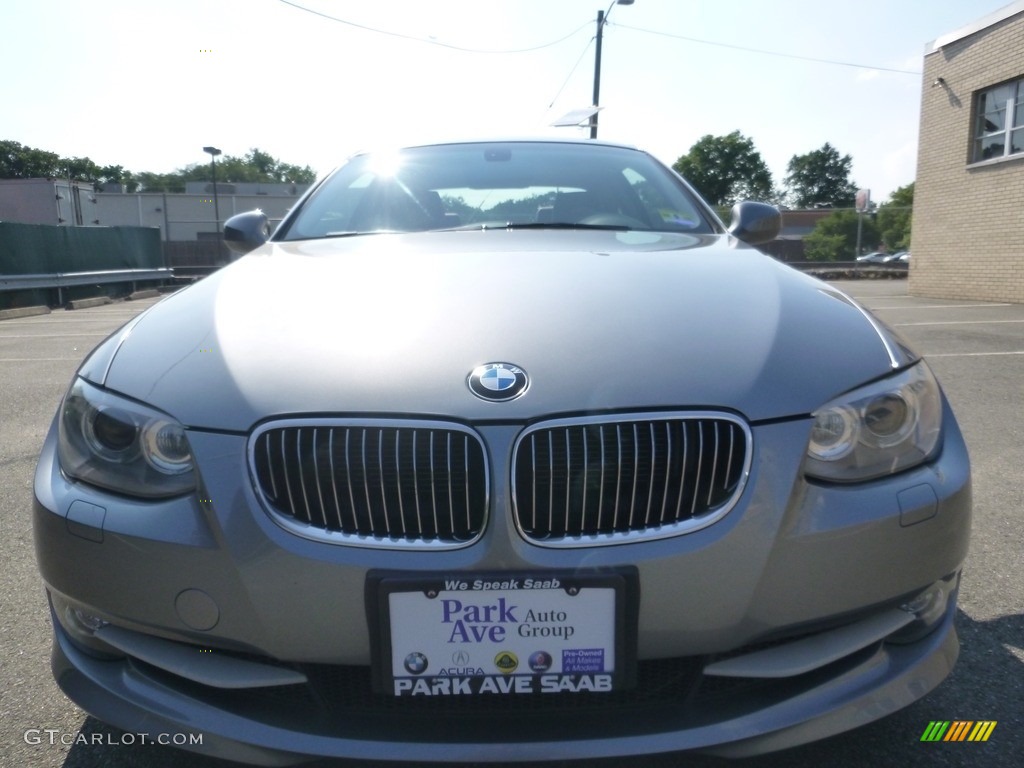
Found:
<box><xmin>507</xmin><ymin>222</ymin><xmax>632</xmax><ymax>231</ymax></box>
<box><xmin>321</xmin><ymin>230</ymin><xmax>402</xmax><ymax>238</ymax></box>
<box><xmin>441</xmin><ymin>221</ymin><xmax>634</xmax><ymax>233</ymax></box>
<box><xmin>321</xmin><ymin>222</ymin><xmax>640</xmax><ymax>238</ymax></box>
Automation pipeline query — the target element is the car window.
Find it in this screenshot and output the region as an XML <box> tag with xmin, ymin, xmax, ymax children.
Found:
<box><xmin>278</xmin><ymin>143</ymin><xmax>716</xmax><ymax>240</ymax></box>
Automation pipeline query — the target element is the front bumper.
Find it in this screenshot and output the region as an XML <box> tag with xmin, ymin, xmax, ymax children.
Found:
<box><xmin>47</xmin><ymin>590</ymin><xmax>960</xmax><ymax>764</ymax></box>
<box><xmin>33</xmin><ymin>405</ymin><xmax>971</xmax><ymax>763</ymax></box>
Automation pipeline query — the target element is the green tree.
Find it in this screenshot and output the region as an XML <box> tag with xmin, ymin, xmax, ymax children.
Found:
<box><xmin>0</xmin><ymin>140</ymin><xmax>63</xmax><ymax>178</ymax></box>
<box><xmin>803</xmin><ymin>209</ymin><xmax>880</xmax><ymax>261</ymax></box>
<box><xmin>135</xmin><ymin>170</ymin><xmax>186</xmax><ymax>193</ymax></box>
<box><xmin>784</xmin><ymin>143</ymin><xmax>858</xmax><ymax>208</ymax></box>
<box><xmin>135</xmin><ymin>148</ymin><xmax>317</xmax><ymax>192</ymax></box>
<box><xmin>876</xmin><ymin>182</ymin><xmax>913</xmax><ymax>251</ymax></box>
<box><xmin>2</xmin><ymin>139</ymin><xmax>317</xmax><ymax>191</ymax></box>
<box><xmin>96</xmin><ymin>164</ymin><xmax>140</xmax><ymax>192</ymax></box>
<box><xmin>0</xmin><ymin>141</ymin><xmax>143</xmax><ymax>190</ymax></box>
<box><xmin>59</xmin><ymin>155</ymin><xmax>102</xmax><ymax>183</ymax></box>
<box><xmin>672</xmin><ymin>131</ymin><xmax>774</xmax><ymax>206</ymax></box>
<box><xmin>177</xmin><ymin>148</ymin><xmax>317</xmax><ymax>186</ymax></box>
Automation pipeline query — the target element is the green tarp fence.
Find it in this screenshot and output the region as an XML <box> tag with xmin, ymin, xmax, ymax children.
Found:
<box><xmin>0</xmin><ymin>223</ymin><xmax>163</xmax><ymax>309</ymax></box>
<box><xmin>0</xmin><ymin>222</ymin><xmax>162</xmax><ymax>273</ymax></box>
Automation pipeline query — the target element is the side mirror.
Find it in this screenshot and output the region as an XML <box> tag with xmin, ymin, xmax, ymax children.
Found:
<box><xmin>223</xmin><ymin>210</ymin><xmax>270</xmax><ymax>256</ymax></box>
<box><xmin>728</xmin><ymin>201</ymin><xmax>781</xmax><ymax>245</ymax></box>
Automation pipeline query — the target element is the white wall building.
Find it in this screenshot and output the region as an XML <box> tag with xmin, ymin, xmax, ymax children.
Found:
<box><xmin>0</xmin><ymin>178</ymin><xmax>98</xmax><ymax>226</ymax></box>
<box><xmin>94</xmin><ymin>192</ymin><xmax>306</xmax><ymax>241</ymax></box>
<box><xmin>0</xmin><ymin>179</ymin><xmax>311</xmax><ymax>241</ymax></box>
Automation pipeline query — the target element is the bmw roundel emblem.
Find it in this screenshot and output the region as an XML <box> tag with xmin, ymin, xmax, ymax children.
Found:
<box><xmin>404</xmin><ymin>652</ymin><xmax>429</xmax><ymax>675</ymax></box>
<box><xmin>468</xmin><ymin>363</ymin><xmax>529</xmax><ymax>402</ymax></box>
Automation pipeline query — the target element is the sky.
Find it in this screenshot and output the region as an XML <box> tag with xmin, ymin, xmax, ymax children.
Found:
<box><xmin>1</xmin><ymin>0</ymin><xmax>1007</xmax><ymax>201</ymax></box>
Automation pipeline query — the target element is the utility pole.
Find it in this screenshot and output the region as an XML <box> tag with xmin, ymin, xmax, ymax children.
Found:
<box><xmin>589</xmin><ymin>0</ymin><xmax>634</xmax><ymax>139</ymax></box>
<box><xmin>203</xmin><ymin>146</ymin><xmax>222</xmax><ymax>236</ymax></box>
<box><xmin>590</xmin><ymin>10</ymin><xmax>605</xmax><ymax>139</ymax></box>
<box><xmin>854</xmin><ymin>188</ymin><xmax>870</xmax><ymax>260</ymax></box>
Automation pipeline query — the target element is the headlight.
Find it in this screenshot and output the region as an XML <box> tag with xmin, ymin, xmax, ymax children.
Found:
<box><xmin>805</xmin><ymin>362</ymin><xmax>942</xmax><ymax>482</ymax></box>
<box><xmin>57</xmin><ymin>378</ymin><xmax>196</xmax><ymax>498</ymax></box>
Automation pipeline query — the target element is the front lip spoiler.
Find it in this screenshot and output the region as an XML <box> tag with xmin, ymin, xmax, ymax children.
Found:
<box><xmin>49</xmin><ymin>595</ymin><xmax>960</xmax><ymax>764</ymax></box>
<box><xmin>94</xmin><ymin>625</ymin><xmax>307</xmax><ymax>689</ymax></box>
<box><xmin>703</xmin><ymin>607</ymin><xmax>914</xmax><ymax>679</ymax></box>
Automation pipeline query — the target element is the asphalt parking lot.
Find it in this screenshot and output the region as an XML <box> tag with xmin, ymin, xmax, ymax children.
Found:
<box><xmin>1</xmin><ymin>278</ymin><xmax>1021</xmax><ymax>768</ymax></box>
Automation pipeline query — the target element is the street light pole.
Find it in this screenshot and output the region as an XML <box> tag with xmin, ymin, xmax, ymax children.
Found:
<box><xmin>202</xmin><ymin>146</ymin><xmax>222</xmax><ymax>236</ymax></box>
<box><xmin>589</xmin><ymin>10</ymin><xmax>605</xmax><ymax>139</ymax></box>
<box><xmin>590</xmin><ymin>0</ymin><xmax>633</xmax><ymax>139</ymax></box>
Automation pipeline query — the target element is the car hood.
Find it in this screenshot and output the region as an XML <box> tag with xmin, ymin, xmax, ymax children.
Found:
<box><xmin>87</xmin><ymin>230</ymin><xmax>915</xmax><ymax>431</ymax></box>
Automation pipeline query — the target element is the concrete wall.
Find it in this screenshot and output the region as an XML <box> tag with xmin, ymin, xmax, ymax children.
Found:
<box><xmin>911</xmin><ymin>8</ymin><xmax>1024</xmax><ymax>302</ymax></box>
<box><xmin>1</xmin><ymin>181</ymin><xmax>305</xmax><ymax>240</ymax></box>
<box><xmin>0</xmin><ymin>179</ymin><xmax>98</xmax><ymax>226</ymax></box>
<box><xmin>184</xmin><ymin>181</ymin><xmax>311</xmax><ymax>196</ymax></box>
<box><xmin>94</xmin><ymin>193</ymin><xmax>301</xmax><ymax>241</ymax></box>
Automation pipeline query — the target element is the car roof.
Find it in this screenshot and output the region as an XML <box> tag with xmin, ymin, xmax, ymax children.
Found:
<box><xmin>345</xmin><ymin>137</ymin><xmax>644</xmax><ymax>160</ymax></box>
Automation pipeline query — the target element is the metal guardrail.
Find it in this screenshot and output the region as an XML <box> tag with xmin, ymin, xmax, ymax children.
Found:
<box><xmin>786</xmin><ymin>260</ymin><xmax>908</xmax><ymax>270</ymax></box>
<box><xmin>0</xmin><ymin>268</ymin><xmax>173</xmax><ymax>292</ymax></box>
<box><xmin>169</xmin><ymin>265</ymin><xmax>220</xmax><ymax>281</ymax></box>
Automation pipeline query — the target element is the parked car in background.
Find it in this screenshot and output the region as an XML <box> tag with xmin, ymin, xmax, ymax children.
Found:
<box><xmin>34</xmin><ymin>139</ymin><xmax>970</xmax><ymax>764</ymax></box>
<box><xmin>856</xmin><ymin>251</ymin><xmax>891</xmax><ymax>263</ymax></box>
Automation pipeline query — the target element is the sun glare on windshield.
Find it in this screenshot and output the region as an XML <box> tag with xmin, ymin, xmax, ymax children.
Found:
<box><xmin>366</xmin><ymin>152</ymin><xmax>403</xmax><ymax>178</ymax></box>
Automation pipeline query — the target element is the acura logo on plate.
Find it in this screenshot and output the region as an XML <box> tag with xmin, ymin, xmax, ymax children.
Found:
<box><xmin>468</xmin><ymin>363</ymin><xmax>529</xmax><ymax>401</ymax></box>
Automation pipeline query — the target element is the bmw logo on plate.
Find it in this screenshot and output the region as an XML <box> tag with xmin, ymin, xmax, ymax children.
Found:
<box><xmin>404</xmin><ymin>652</ymin><xmax>429</xmax><ymax>675</ymax></box>
<box><xmin>468</xmin><ymin>363</ymin><xmax>529</xmax><ymax>402</ymax></box>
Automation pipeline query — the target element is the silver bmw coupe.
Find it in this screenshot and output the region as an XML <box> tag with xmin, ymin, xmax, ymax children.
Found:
<box><xmin>34</xmin><ymin>139</ymin><xmax>971</xmax><ymax>764</ymax></box>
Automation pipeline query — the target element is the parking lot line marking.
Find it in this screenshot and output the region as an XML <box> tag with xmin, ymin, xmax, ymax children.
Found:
<box><xmin>0</xmin><ymin>333</ymin><xmax>112</xmax><ymax>338</ymax></box>
<box><xmin>926</xmin><ymin>351</ymin><xmax>1024</xmax><ymax>358</ymax></box>
<box><xmin>0</xmin><ymin>319</ymin><xmax>135</xmax><ymax>325</ymax></box>
<box><xmin>0</xmin><ymin>357</ymin><xmax>83</xmax><ymax>362</ymax></box>
<box><xmin>861</xmin><ymin>303</ymin><xmax>1014</xmax><ymax>310</ymax></box>
<box><xmin>895</xmin><ymin>320</ymin><xmax>1024</xmax><ymax>327</ymax></box>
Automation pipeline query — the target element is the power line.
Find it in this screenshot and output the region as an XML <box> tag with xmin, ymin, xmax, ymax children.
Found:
<box><xmin>612</xmin><ymin>21</ymin><xmax>922</xmax><ymax>76</ymax></box>
<box><xmin>278</xmin><ymin>0</ymin><xmax>591</xmax><ymax>54</ymax></box>
<box><xmin>280</xmin><ymin>1</ymin><xmax>920</xmax><ymax>75</ymax></box>
<box><xmin>548</xmin><ymin>36</ymin><xmax>597</xmax><ymax>108</ymax></box>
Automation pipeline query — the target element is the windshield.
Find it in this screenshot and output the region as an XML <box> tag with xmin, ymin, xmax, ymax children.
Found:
<box><xmin>277</xmin><ymin>142</ymin><xmax>719</xmax><ymax>240</ymax></box>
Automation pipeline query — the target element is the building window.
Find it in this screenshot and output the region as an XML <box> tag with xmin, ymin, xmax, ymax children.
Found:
<box><xmin>973</xmin><ymin>78</ymin><xmax>1024</xmax><ymax>162</ymax></box>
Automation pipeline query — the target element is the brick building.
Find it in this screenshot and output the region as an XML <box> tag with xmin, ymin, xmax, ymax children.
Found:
<box><xmin>911</xmin><ymin>1</ymin><xmax>1024</xmax><ymax>302</ymax></box>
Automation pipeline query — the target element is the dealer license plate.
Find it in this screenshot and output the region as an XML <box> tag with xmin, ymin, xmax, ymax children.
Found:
<box><xmin>370</xmin><ymin>570</ymin><xmax>636</xmax><ymax>697</ymax></box>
